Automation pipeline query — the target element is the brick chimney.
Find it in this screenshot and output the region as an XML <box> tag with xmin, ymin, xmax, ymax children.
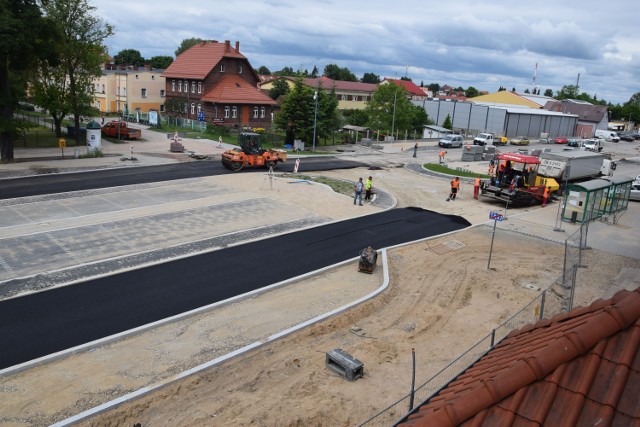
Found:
<box><xmin>225</xmin><ymin>40</ymin><xmax>230</xmax><ymax>52</ymax></box>
<box><xmin>235</xmin><ymin>41</ymin><xmax>239</xmax><ymax>52</ymax></box>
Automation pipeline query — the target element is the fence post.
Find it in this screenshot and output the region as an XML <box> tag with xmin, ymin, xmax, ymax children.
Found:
<box><xmin>408</xmin><ymin>348</ymin><xmax>416</xmax><ymax>411</ymax></box>
<box><xmin>539</xmin><ymin>291</ymin><xmax>546</xmax><ymax>320</ymax></box>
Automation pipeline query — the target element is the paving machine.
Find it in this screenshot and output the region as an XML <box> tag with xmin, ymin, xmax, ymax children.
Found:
<box><xmin>221</xmin><ymin>132</ymin><xmax>287</xmax><ymax>172</ymax></box>
<box><xmin>480</xmin><ymin>152</ymin><xmax>546</xmax><ymax>206</ymax></box>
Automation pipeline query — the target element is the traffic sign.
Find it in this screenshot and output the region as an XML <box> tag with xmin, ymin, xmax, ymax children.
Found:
<box><xmin>489</xmin><ymin>211</ymin><xmax>504</xmax><ymax>221</ymax></box>
<box><xmin>198</xmin><ymin>112</ymin><xmax>205</xmax><ymax>121</ymax></box>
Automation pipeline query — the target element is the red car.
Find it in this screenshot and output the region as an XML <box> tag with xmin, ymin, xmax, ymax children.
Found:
<box><xmin>554</xmin><ymin>136</ymin><xmax>568</xmax><ymax>144</ymax></box>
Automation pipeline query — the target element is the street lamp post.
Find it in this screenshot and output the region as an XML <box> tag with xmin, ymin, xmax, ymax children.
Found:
<box><xmin>391</xmin><ymin>89</ymin><xmax>397</xmax><ymax>142</ymax></box>
<box><xmin>312</xmin><ymin>90</ymin><xmax>318</xmax><ymax>151</ymax></box>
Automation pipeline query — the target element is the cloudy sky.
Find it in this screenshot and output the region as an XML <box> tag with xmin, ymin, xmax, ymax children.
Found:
<box><xmin>92</xmin><ymin>0</ymin><xmax>638</xmax><ymax>105</ymax></box>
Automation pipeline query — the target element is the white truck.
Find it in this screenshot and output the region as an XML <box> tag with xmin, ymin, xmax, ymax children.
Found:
<box><xmin>537</xmin><ymin>151</ymin><xmax>616</xmax><ymax>192</ymax></box>
<box><xmin>473</xmin><ymin>133</ymin><xmax>507</xmax><ymax>146</ymax></box>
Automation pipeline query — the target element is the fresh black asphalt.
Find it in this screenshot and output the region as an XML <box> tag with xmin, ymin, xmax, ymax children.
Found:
<box><xmin>0</xmin><ymin>207</ymin><xmax>470</xmax><ymax>370</ymax></box>
<box><xmin>0</xmin><ymin>157</ymin><xmax>364</xmax><ymax>200</ymax></box>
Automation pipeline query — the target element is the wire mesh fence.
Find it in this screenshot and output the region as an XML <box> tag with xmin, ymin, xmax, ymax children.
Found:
<box><xmin>360</xmin><ymin>221</ymin><xmax>589</xmax><ymax>427</ymax></box>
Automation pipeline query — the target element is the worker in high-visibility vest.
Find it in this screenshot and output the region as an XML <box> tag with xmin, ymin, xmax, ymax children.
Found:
<box><xmin>473</xmin><ymin>177</ymin><xmax>481</xmax><ymax>199</ymax></box>
<box><xmin>439</xmin><ymin>150</ymin><xmax>447</xmax><ymax>164</ymax></box>
<box><xmin>542</xmin><ymin>186</ymin><xmax>550</xmax><ymax>207</ymax></box>
<box><xmin>447</xmin><ymin>177</ymin><xmax>460</xmax><ymax>201</ymax></box>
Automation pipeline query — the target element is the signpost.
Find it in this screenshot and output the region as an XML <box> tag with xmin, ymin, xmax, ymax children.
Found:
<box><xmin>487</xmin><ymin>211</ymin><xmax>504</xmax><ymax>270</ymax></box>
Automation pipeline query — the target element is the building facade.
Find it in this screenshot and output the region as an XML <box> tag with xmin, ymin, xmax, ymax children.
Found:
<box><xmin>162</xmin><ymin>40</ymin><xmax>277</xmax><ymax>128</ymax></box>
<box><xmin>92</xmin><ymin>65</ymin><xmax>166</xmax><ymax>116</ymax></box>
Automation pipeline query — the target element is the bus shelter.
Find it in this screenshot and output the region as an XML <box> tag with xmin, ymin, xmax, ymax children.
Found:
<box><xmin>562</xmin><ymin>179</ymin><xmax>611</xmax><ymax>223</ymax></box>
<box><xmin>602</xmin><ymin>175</ymin><xmax>635</xmax><ymax>216</ymax></box>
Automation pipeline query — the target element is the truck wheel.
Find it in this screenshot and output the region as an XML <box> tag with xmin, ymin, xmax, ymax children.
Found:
<box><xmin>230</xmin><ymin>161</ymin><xmax>242</xmax><ymax>172</ymax></box>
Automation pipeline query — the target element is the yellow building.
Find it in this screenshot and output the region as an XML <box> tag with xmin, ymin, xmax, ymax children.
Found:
<box><xmin>470</xmin><ymin>91</ymin><xmax>552</xmax><ymax>109</ymax></box>
<box><xmin>92</xmin><ymin>65</ymin><xmax>166</xmax><ymax>116</ymax></box>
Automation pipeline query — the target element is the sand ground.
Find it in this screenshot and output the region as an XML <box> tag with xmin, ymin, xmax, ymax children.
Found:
<box><xmin>1</xmin><ymin>132</ymin><xmax>639</xmax><ymax>426</ymax></box>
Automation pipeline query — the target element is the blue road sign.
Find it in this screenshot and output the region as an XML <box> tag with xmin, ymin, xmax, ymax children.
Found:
<box><xmin>489</xmin><ymin>212</ymin><xmax>504</xmax><ymax>221</ymax></box>
<box><xmin>198</xmin><ymin>112</ymin><xmax>205</xmax><ymax>121</ymax></box>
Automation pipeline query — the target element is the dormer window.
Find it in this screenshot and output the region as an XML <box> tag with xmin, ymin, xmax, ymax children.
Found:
<box><xmin>239</xmin><ymin>65</ymin><xmax>243</xmax><ymax>74</ymax></box>
<box><xmin>219</xmin><ymin>63</ymin><xmax>225</xmax><ymax>72</ymax></box>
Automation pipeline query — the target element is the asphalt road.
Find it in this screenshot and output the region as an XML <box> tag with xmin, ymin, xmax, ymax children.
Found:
<box><xmin>0</xmin><ymin>207</ymin><xmax>470</xmax><ymax>370</ymax></box>
<box><xmin>0</xmin><ymin>156</ymin><xmax>365</xmax><ymax>200</ymax></box>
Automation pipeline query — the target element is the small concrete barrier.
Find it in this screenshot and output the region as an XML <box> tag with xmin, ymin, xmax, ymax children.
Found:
<box><xmin>326</xmin><ymin>348</ymin><xmax>364</xmax><ymax>381</ymax></box>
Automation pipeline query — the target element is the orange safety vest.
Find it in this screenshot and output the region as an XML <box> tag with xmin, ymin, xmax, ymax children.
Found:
<box><xmin>474</xmin><ymin>177</ymin><xmax>481</xmax><ymax>187</ymax></box>
<box><xmin>543</xmin><ymin>187</ymin><xmax>550</xmax><ymax>197</ymax></box>
<box><xmin>452</xmin><ymin>179</ymin><xmax>460</xmax><ymax>189</ymax></box>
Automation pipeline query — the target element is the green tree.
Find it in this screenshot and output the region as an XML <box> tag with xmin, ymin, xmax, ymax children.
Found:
<box><xmin>323</xmin><ymin>64</ymin><xmax>357</xmax><ymax>81</ymax></box>
<box><xmin>556</xmin><ymin>84</ymin><xmax>579</xmax><ymax>100</ymax></box>
<box><xmin>31</xmin><ymin>49</ymin><xmax>71</xmax><ymax>137</ymax></box>
<box><xmin>361</xmin><ymin>72</ymin><xmax>380</xmax><ymax>84</ymax></box>
<box><xmin>310</xmin><ymin>66</ymin><xmax>318</xmax><ymax>78</ymax></box>
<box><xmin>544</xmin><ymin>88</ymin><xmax>554</xmax><ymax>97</ymax></box>
<box><xmin>410</xmin><ymin>104</ymin><xmax>431</xmax><ymax>130</ymax></box>
<box><xmin>175</xmin><ymin>37</ymin><xmax>202</xmax><ymax>57</ymax></box>
<box><xmin>40</xmin><ymin>0</ymin><xmax>113</xmax><ymax>145</ymax></box>
<box><xmin>400</xmin><ymin>76</ymin><xmax>412</xmax><ymax>81</ymax></box>
<box><xmin>524</xmin><ymin>88</ymin><xmax>530</xmax><ymax>94</ymax></box>
<box><xmin>113</xmin><ymin>49</ymin><xmax>144</xmax><ymax>66</ymax></box>
<box><xmin>427</xmin><ymin>83</ymin><xmax>440</xmax><ymax>93</ymax></box>
<box><xmin>465</xmin><ymin>86</ymin><xmax>479</xmax><ymax>98</ymax></box>
<box><xmin>257</xmin><ymin>65</ymin><xmax>271</xmax><ymax>75</ymax></box>
<box><xmin>365</xmin><ymin>83</ymin><xmax>413</xmax><ymax>138</ymax></box>
<box><xmin>1</xmin><ymin>0</ymin><xmax>58</xmax><ymax>161</ymax></box>
<box><xmin>342</xmin><ymin>109</ymin><xmax>369</xmax><ymax>127</ymax></box>
<box><xmin>149</xmin><ymin>55</ymin><xmax>173</xmax><ymax>69</ymax></box>
<box><xmin>269</xmin><ymin>78</ymin><xmax>290</xmax><ymax>100</ymax></box>
<box><xmin>274</xmin><ymin>66</ymin><xmax>296</xmax><ymax>76</ymax></box>
<box><xmin>442</xmin><ymin>114</ymin><xmax>453</xmax><ymax>130</ymax></box>
<box><xmin>498</xmin><ymin>86</ymin><xmax>507</xmax><ymax>91</ymax></box>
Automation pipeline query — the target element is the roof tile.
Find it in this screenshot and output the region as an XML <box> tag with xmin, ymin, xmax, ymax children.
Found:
<box><xmin>201</xmin><ymin>74</ymin><xmax>277</xmax><ymax>105</ymax></box>
<box><xmin>162</xmin><ymin>40</ymin><xmax>245</xmax><ymax>80</ymax></box>
<box><xmin>396</xmin><ymin>288</ymin><xmax>640</xmax><ymax>427</ymax></box>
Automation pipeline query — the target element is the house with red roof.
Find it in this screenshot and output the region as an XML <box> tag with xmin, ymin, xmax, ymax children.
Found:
<box><xmin>162</xmin><ymin>40</ymin><xmax>277</xmax><ymax>129</ymax></box>
<box><xmin>396</xmin><ymin>287</ymin><xmax>640</xmax><ymax>426</ymax></box>
<box><xmin>380</xmin><ymin>78</ymin><xmax>429</xmax><ymax>101</ymax></box>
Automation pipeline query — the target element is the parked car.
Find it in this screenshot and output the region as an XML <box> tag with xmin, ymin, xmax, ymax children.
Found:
<box><xmin>618</xmin><ymin>132</ymin><xmax>635</xmax><ymax>142</ymax></box>
<box><xmin>567</xmin><ymin>139</ymin><xmax>581</xmax><ymax>147</ymax></box>
<box><xmin>509</xmin><ymin>136</ymin><xmax>529</xmax><ymax>146</ymax></box>
<box><xmin>554</xmin><ymin>136</ymin><xmax>568</xmax><ymax>144</ymax></box>
<box><xmin>630</xmin><ymin>183</ymin><xmax>640</xmax><ymax>202</ymax></box>
<box><xmin>438</xmin><ymin>134</ymin><xmax>464</xmax><ymax>148</ymax></box>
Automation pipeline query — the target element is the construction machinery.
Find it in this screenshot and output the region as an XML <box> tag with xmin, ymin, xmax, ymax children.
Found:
<box><xmin>221</xmin><ymin>132</ymin><xmax>287</xmax><ymax>172</ymax></box>
<box><xmin>480</xmin><ymin>153</ymin><xmax>546</xmax><ymax>206</ymax></box>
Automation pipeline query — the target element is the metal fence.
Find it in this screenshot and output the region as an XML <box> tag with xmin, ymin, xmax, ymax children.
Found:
<box><xmin>359</xmin><ymin>222</ymin><xmax>588</xmax><ymax>427</ymax></box>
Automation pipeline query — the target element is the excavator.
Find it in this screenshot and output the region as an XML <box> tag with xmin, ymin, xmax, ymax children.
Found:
<box><xmin>221</xmin><ymin>132</ymin><xmax>287</xmax><ymax>172</ymax></box>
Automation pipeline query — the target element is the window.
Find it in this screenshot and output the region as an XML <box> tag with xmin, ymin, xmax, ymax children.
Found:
<box><xmin>253</xmin><ymin>107</ymin><xmax>259</xmax><ymax>118</ymax></box>
<box><xmin>160</xmin><ymin>104</ymin><xmax>165</xmax><ymax>112</ymax></box>
<box><xmin>184</xmin><ymin>103</ymin><xmax>188</xmax><ymax>113</ymax></box>
<box><xmin>224</xmin><ymin>106</ymin><xmax>230</xmax><ymax>118</ymax></box>
<box><xmin>197</xmin><ymin>82</ymin><xmax>202</xmax><ymax>93</ymax></box>
<box><xmin>141</xmin><ymin>88</ymin><xmax>147</xmax><ymax>98</ymax></box>
<box><xmin>232</xmin><ymin>106</ymin><xmax>237</xmax><ymax>118</ymax></box>
<box><xmin>172</xmin><ymin>80</ymin><xmax>175</xmax><ymax>91</ymax></box>
<box><xmin>101</xmin><ymin>84</ymin><xmax>105</xmax><ymax>93</ymax></box>
<box><xmin>341</xmin><ymin>94</ymin><xmax>347</xmax><ymax>100</ymax></box>
<box><xmin>191</xmin><ymin>82</ymin><xmax>195</xmax><ymax>93</ymax></box>
<box><xmin>96</xmin><ymin>101</ymin><xmax>101</xmax><ymax>109</ymax></box>
<box><xmin>160</xmin><ymin>89</ymin><xmax>165</xmax><ymax>97</ymax></box>
<box><xmin>239</xmin><ymin>65</ymin><xmax>243</xmax><ymax>74</ymax></box>
<box><xmin>184</xmin><ymin>80</ymin><xmax>188</xmax><ymax>93</ymax></box>
<box><xmin>197</xmin><ymin>104</ymin><xmax>202</xmax><ymax>115</ymax></box>
<box><xmin>260</xmin><ymin>107</ymin><xmax>265</xmax><ymax>118</ymax></box>
<box><xmin>178</xmin><ymin>81</ymin><xmax>182</xmax><ymax>92</ymax></box>
<box><xmin>219</xmin><ymin>63</ymin><xmax>225</xmax><ymax>72</ymax></box>
<box><xmin>123</xmin><ymin>87</ymin><xmax>126</xmax><ymax>96</ymax></box>
<box><xmin>190</xmin><ymin>103</ymin><xmax>195</xmax><ymax>114</ymax></box>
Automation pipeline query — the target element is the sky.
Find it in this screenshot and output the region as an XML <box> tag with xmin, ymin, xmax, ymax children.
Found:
<box><xmin>92</xmin><ymin>0</ymin><xmax>638</xmax><ymax>105</ymax></box>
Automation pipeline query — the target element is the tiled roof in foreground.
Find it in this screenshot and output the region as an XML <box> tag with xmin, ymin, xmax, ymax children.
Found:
<box><xmin>398</xmin><ymin>288</ymin><xmax>640</xmax><ymax>426</ymax></box>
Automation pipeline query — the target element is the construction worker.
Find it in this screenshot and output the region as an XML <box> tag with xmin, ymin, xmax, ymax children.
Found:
<box><xmin>364</xmin><ymin>176</ymin><xmax>373</xmax><ymax>202</ymax></box>
<box><xmin>488</xmin><ymin>159</ymin><xmax>495</xmax><ymax>176</ymax></box>
<box><xmin>542</xmin><ymin>186</ymin><xmax>550</xmax><ymax>207</ymax></box>
<box><xmin>439</xmin><ymin>150</ymin><xmax>447</xmax><ymax>164</ymax></box>
<box><xmin>447</xmin><ymin>177</ymin><xmax>460</xmax><ymax>201</ymax></box>
<box><xmin>473</xmin><ymin>177</ymin><xmax>481</xmax><ymax>199</ymax></box>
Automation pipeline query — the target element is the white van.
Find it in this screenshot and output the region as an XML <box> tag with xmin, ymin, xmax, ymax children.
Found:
<box><xmin>595</xmin><ymin>129</ymin><xmax>620</xmax><ymax>142</ymax></box>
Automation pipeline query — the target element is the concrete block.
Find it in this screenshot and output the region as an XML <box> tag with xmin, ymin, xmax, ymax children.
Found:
<box><xmin>326</xmin><ymin>348</ymin><xmax>364</xmax><ymax>381</ymax></box>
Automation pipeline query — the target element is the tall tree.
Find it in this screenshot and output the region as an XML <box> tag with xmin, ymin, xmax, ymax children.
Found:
<box><xmin>257</xmin><ymin>65</ymin><xmax>271</xmax><ymax>75</ymax></box>
<box><xmin>310</xmin><ymin>65</ymin><xmax>318</xmax><ymax>78</ymax></box>
<box><xmin>40</xmin><ymin>0</ymin><xmax>113</xmax><ymax>145</ymax></box>
<box><xmin>175</xmin><ymin>37</ymin><xmax>201</xmax><ymax>57</ymax></box>
<box><xmin>269</xmin><ymin>78</ymin><xmax>290</xmax><ymax>100</ymax></box>
<box><xmin>365</xmin><ymin>82</ymin><xmax>413</xmax><ymax>137</ymax></box>
<box><xmin>361</xmin><ymin>72</ymin><xmax>380</xmax><ymax>84</ymax></box>
<box><xmin>113</xmin><ymin>49</ymin><xmax>145</xmax><ymax>66</ymax></box>
<box><xmin>323</xmin><ymin>64</ymin><xmax>357</xmax><ymax>82</ymax></box>
<box><xmin>465</xmin><ymin>86</ymin><xmax>479</xmax><ymax>98</ymax></box>
<box><xmin>442</xmin><ymin>114</ymin><xmax>453</xmax><ymax>130</ymax></box>
<box><xmin>0</xmin><ymin>0</ymin><xmax>53</xmax><ymax>161</ymax></box>
<box><xmin>427</xmin><ymin>83</ymin><xmax>440</xmax><ymax>93</ymax></box>
<box><xmin>149</xmin><ymin>55</ymin><xmax>173</xmax><ymax>69</ymax></box>
<box><xmin>544</xmin><ymin>88</ymin><xmax>554</xmax><ymax>97</ymax></box>
<box><xmin>274</xmin><ymin>66</ymin><xmax>296</xmax><ymax>77</ymax></box>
